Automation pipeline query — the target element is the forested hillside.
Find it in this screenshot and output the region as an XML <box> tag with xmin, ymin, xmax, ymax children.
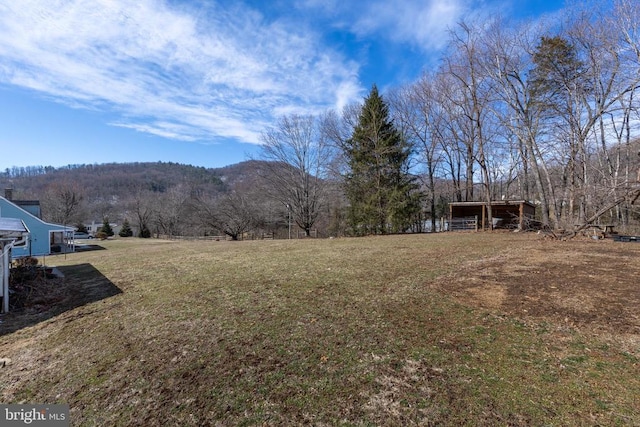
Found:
<box><xmin>1</xmin><ymin>162</ymin><xmax>224</xmax><ymax>196</ymax></box>
<box><xmin>0</xmin><ymin>161</ymin><xmax>294</xmax><ymax>238</ymax></box>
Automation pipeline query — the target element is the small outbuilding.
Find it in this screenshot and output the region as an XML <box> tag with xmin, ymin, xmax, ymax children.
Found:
<box><xmin>449</xmin><ymin>200</ymin><xmax>536</xmax><ymax>231</ymax></box>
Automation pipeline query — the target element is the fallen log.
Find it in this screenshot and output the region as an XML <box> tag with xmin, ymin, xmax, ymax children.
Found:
<box><xmin>559</xmin><ymin>186</ymin><xmax>640</xmax><ymax>239</ymax></box>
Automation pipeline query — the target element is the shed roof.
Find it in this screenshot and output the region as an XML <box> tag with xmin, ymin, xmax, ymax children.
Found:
<box><xmin>449</xmin><ymin>200</ymin><xmax>535</xmax><ymax>208</ymax></box>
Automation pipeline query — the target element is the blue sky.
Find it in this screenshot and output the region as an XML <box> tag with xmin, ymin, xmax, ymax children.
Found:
<box><xmin>0</xmin><ymin>0</ymin><xmax>565</xmax><ymax>171</ymax></box>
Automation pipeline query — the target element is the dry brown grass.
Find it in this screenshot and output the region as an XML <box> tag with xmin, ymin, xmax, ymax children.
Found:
<box><xmin>1</xmin><ymin>233</ymin><xmax>639</xmax><ymax>425</ymax></box>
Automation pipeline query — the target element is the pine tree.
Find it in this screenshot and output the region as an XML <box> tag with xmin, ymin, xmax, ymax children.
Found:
<box><xmin>530</xmin><ymin>36</ymin><xmax>589</xmax><ymax>223</ymax></box>
<box><xmin>529</xmin><ymin>36</ymin><xmax>586</xmax><ymax>113</ymax></box>
<box><xmin>343</xmin><ymin>85</ymin><xmax>422</xmax><ymax>235</ymax></box>
<box><xmin>100</xmin><ymin>217</ymin><xmax>115</xmax><ymax>237</ymax></box>
<box><xmin>118</xmin><ymin>219</ymin><xmax>133</xmax><ymax>237</ymax></box>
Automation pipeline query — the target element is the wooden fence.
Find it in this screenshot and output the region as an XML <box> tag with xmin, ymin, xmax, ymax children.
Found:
<box><xmin>448</xmin><ymin>216</ymin><xmax>478</xmax><ymax>231</ymax></box>
<box><xmin>156</xmin><ymin>230</ymin><xmax>318</xmax><ymax>241</ymax></box>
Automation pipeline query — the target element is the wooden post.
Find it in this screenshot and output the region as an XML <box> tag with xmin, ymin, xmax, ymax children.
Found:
<box><xmin>519</xmin><ymin>202</ymin><xmax>524</xmax><ymax>230</ymax></box>
<box><xmin>1</xmin><ymin>243</ymin><xmax>9</xmax><ymax>313</ymax></box>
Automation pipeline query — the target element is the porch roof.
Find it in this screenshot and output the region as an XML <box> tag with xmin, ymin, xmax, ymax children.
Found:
<box><xmin>0</xmin><ymin>217</ymin><xmax>29</xmax><ymax>239</ymax></box>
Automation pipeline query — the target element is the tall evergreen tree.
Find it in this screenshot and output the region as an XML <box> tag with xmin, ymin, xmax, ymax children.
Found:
<box><xmin>529</xmin><ymin>36</ymin><xmax>587</xmax><ymax>114</ymax></box>
<box><xmin>343</xmin><ymin>85</ymin><xmax>422</xmax><ymax>235</ymax></box>
<box><xmin>530</xmin><ymin>36</ymin><xmax>590</xmax><ymax>224</ymax></box>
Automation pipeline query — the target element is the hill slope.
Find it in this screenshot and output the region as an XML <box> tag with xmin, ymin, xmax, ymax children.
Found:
<box><xmin>0</xmin><ymin>161</ymin><xmax>273</xmax><ymax>230</ymax></box>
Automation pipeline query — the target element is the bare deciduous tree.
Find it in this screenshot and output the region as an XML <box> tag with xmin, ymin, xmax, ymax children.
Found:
<box><xmin>197</xmin><ymin>191</ymin><xmax>257</xmax><ymax>240</ymax></box>
<box><xmin>40</xmin><ymin>180</ymin><xmax>85</xmax><ymax>226</ymax></box>
<box><xmin>442</xmin><ymin>21</ymin><xmax>500</xmax><ymax>228</ymax></box>
<box><xmin>259</xmin><ymin>114</ymin><xmax>332</xmax><ymax>237</ymax></box>
<box><xmin>483</xmin><ymin>19</ymin><xmax>558</xmax><ymax>228</ymax></box>
<box><xmin>153</xmin><ymin>184</ymin><xmax>194</xmax><ymax>237</ymax></box>
<box><xmin>130</xmin><ymin>188</ymin><xmax>156</xmax><ymax>238</ymax></box>
<box><xmin>390</xmin><ymin>74</ymin><xmax>446</xmax><ymax>232</ymax></box>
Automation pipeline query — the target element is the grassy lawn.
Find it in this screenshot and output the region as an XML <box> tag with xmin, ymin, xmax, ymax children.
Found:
<box><xmin>1</xmin><ymin>233</ymin><xmax>639</xmax><ymax>425</ymax></box>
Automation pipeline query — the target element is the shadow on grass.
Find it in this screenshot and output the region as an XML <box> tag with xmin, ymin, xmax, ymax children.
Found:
<box><xmin>73</xmin><ymin>243</ymin><xmax>108</xmax><ymax>252</ymax></box>
<box><xmin>0</xmin><ymin>263</ymin><xmax>122</xmax><ymax>336</ymax></box>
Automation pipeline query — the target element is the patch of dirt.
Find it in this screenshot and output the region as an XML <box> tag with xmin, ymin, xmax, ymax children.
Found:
<box><xmin>433</xmin><ymin>237</ymin><xmax>640</xmax><ymax>347</ymax></box>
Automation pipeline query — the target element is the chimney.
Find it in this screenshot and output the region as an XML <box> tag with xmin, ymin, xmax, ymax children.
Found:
<box><xmin>4</xmin><ymin>188</ymin><xmax>12</xmax><ymax>200</ymax></box>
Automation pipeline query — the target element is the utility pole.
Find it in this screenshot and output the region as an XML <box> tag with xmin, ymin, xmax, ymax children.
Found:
<box><xmin>287</xmin><ymin>204</ymin><xmax>291</xmax><ymax>239</ymax></box>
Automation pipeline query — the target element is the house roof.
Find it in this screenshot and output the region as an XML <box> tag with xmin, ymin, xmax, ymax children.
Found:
<box><xmin>0</xmin><ymin>196</ymin><xmax>74</xmax><ymax>231</ymax></box>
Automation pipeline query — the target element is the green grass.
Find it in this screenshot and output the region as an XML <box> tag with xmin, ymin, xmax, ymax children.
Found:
<box><xmin>1</xmin><ymin>233</ymin><xmax>639</xmax><ymax>426</ymax></box>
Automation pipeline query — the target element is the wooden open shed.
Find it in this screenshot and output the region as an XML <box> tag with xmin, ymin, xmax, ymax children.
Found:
<box><xmin>449</xmin><ymin>200</ymin><xmax>536</xmax><ymax>231</ymax></box>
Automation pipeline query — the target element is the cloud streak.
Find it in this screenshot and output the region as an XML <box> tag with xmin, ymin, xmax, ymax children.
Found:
<box><xmin>0</xmin><ymin>0</ymin><xmax>362</xmax><ymax>144</ymax></box>
<box><xmin>298</xmin><ymin>0</ymin><xmax>470</xmax><ymax>50</ymax></box>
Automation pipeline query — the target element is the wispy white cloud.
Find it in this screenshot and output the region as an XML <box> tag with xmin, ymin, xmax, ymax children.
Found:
<box><xmin>297</xmin><ymin>0</ymin><xmax>470</xmax><ymax>51</ymax></box>
<box><xmin>0</xmin><ymin>0</ymin><xmax>362</xmax><ymax>144</ymax></box>
<box><xmin>353</xmin><ymin>0</ymin><xmax>465</xmax><ymax>50</ymax></box>
<box><xmin>298</xmin><ymin>0</ymin><xmax>537</xmax><ymax>53</ymax></box>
